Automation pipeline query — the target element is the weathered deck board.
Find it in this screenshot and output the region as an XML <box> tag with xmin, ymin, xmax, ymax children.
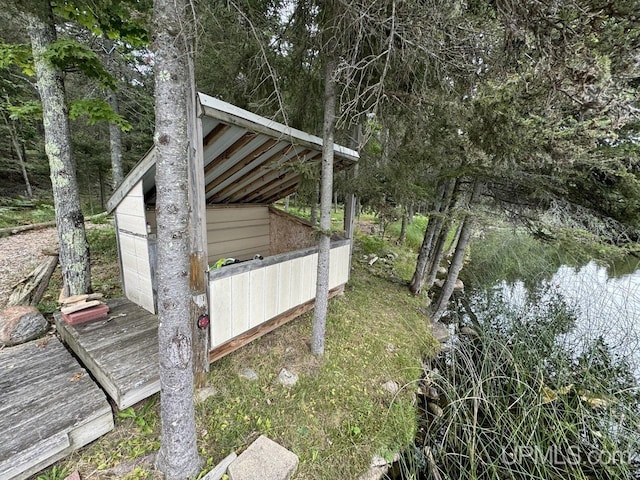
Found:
<box><xmin>0</xmin><ymin>337</ymin><xmax>114</xmax><ymax>480</ymax></box>
<box><xmin>55</xmin><ymin>298</ymin><xmax>160</xmax><ymax>410</ymax></box>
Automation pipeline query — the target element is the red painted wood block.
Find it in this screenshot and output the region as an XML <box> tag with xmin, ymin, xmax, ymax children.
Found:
<box><xmin>62</xmin><ymin>304</ymin><xmax>110</xmax><ymax>325</ymax></box>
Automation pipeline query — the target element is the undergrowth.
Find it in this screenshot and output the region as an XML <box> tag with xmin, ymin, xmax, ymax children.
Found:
<box><xmin>43</xmin><ymin>232</ymin><xmax>438</xmax><ymax>479</ymax></box>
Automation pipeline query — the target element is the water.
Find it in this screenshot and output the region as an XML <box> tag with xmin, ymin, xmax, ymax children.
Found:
<box><xmin>481</xmin><ymin>258</ymin><xmax>640</xmax><ymax>377</ymax></box>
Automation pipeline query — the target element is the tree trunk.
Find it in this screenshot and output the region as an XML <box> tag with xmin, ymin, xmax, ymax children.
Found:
<box><xmin>107</xmin><ymin>91</ymin><xmax>124</xmax><ymax>189</ymax></box>
<box><xmin>310</xmin><ymin>180</ymin><xmax>319</xmax><ymax>225</ymax></box>
<box><xmin>2</xmin><ymin>112</ymin><xmax>33</xmax><ymax>198</ymax></box>
<box><xmin>408</xmin><ymin>202</ymin><xmax>414</xmax><ymax>224</ymax></box>
<box><xmin>431</xmin><ymin>182</ymin><xmax>481</xmax><ymax>322</ymax></box>
<box><xmin>398</xmin><ymin>208</ymin><xmax>408</xmax><ymax>244</ymax></box>
<box><xmin>26</xmin><ymin>8</ymin><xmax>90</xmax><ymax>297</ymax></box>
<box><xmin>424</xmin><ymin>216</ymin><xmax>453</xmax><ymax>290</ymax></box>
<box><xmin>152</xmin><ymin>0</ymin><xmax>202</xmax><ymax>477</ymax></box>
<box><xmin>284</xmin><ymin>195</ymin><xmax>290</xmax><ymax>212</ymax></box>
<box><xmin>311</xmin><ymin>55</ymin><xmax>337</xmax><ymax>357</ymax></box>
<box><xmin>409</xmin><ymin>180</ymin><xmax>454</xmax><ymax>295</ymax></box>
<box><xmin>446</xmin><ymin>220</ymin><xmax>464</xmax><ymax>258</ymax></box>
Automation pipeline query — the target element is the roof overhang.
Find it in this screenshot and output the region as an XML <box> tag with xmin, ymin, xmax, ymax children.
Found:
<box><xmin>107</xmin><ymin>93</ymin><xmax>359</xmax><ymax>212</ymax></box>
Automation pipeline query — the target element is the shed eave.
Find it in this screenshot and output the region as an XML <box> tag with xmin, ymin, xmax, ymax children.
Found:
<box><xmin>106</xmin><ymin>94</ymin><xmax>360</xmax><ymax>212</ymax></box>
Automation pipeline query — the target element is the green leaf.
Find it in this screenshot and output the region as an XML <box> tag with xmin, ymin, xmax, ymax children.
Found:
<box><xmin>43</xmin><ymin>39</ymin><xmax>116</xmax><ymax>89</ymax></box>
<box><xmin>69</xmin><ymin>98</ymin><xmax>132</xmax><ymax>131</ymax></box>
<box><xmin>8</xmin><ymin>101</ymin><xmax>42</xmax><ymax>120</ymax></box>
<box><xmin>0</xmin><ymin>43</ymin><xmax>34</xmax><ymax>75</ymax></box>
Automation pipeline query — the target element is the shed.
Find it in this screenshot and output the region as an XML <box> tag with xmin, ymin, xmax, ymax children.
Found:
<box><xmin>104</xmin><ymin>92</ymin><xmax>358</xmax><ymax>369</ymax></box>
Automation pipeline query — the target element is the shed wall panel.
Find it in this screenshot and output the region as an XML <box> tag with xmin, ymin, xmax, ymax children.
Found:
<box><xmin>207</xmin><ymin>241</ymin><xmax>351</xmax><ymax>351</ymax></box>
<box><xmin>116</xmin><ymin>181</ymin><xmax>155</xmax><ymax>313</ymax></box>
<box><xmin>206</xmin><ymin>206</ymin><xmax>270</xmax><ymax>263</ymax></box>
<box><xmin>231</xmin><ymin>272</ymin><xmax>250</xmax><ymax>336</ymax></box>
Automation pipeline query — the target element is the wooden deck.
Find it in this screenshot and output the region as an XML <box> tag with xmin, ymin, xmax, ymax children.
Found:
<box><xmin>0</xmin><ymin>337</ymin><xmax>114</xmax><ymax>480</ymax></box>
<box><xmin>55</xmin><ymin>298</ymin><xmax>160</xmax><ymax>410</ymax></box>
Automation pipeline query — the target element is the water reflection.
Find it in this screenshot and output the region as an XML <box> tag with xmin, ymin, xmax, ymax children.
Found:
<box><xmin>472</xmin><ymin>260</ymin><xmax>640</xmax><ymax>378</ymax></box>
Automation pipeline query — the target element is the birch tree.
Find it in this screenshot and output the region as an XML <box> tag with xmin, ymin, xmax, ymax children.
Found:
<box><xmin>25</xmin><ymin>3</ymin><xmax>91</xmax><ymax>296</ymax></box>
<box><xmin>152</xmin><ymin>0</ymin><xmax>202</xmax><ymax>477</ymax></box>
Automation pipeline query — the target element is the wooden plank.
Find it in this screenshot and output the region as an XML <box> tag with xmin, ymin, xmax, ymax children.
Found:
<box><xmin>209</xmin><ymin>277</ymin><xmax>233</xmax><ymax>347</ymax></box>
<box><xmin>205</xmin><ymin>138</ymin><xmax>280</xmax><ymax>194</ymax></box>
<box><xmin>278</xmin><ymin>260</ymin><xmax>292</xmax><ymax>313</ymax></box>
<box><xmin>0</xmin><ymin>338</ymin><xmax>113</xmax><ymax>480</ymax></box>
<box><xmin>231</xmin><ymin>272</ymin><xmax>250</xmax><ymax>337</ymax></box>
<box><xmin>208</xmin><ymin>285</ymin><xmax>345</xmax><ymax>363</ymax></box>
<box><xmin>198</xmin><ymin>94</ymin><xmax>359</xmax><ymax>163</ymax></box>
<box><xmin>206</xmin><ymin>224</ymin><xmax>269</xmax><ymax>244</ymax></box>
<box><xmin>262</xmin><ymin>184</ymin><xmax>300</xmax><ymax>205</ymax></box>
<box><xmin>204</xmin><ymin>131</ymin><xmax>257</xmax><ymax>176</ymax></box>
<box><xmin>61</xmin><ymin>300</ymin><xmax>102</xmax><ymax>314</ymax></box>
<box><xmin>107</xmin><ymin>151</ymin><xmax>155</xmax><ymax>213</ymax></box>
<box><xmin>203</xmin><ymin>122</ymin><xmax>230</xmax><ymax>148</ymax></box>
<box><xmin>207</xmin><ymin>217</ymin><xmax>269</xmax><ymax>232</ymax></box>
<box><xmin>289</xmin><ymin>257</ymin><xmax>304</xmax><ymax>307</ymax></box>
<box><xmin>263</xmin><ymin>264</ymin><xmax>279</xmax><ymax>320</ymax></box>
<box><xmin>208</xmin><ymin>236</ymin><xmax>271</xmax><ymax>262</ymax></box>
<box><xmin>251</xmin><ymin>174</ymin><xmax>303</xmax><ymax>203</ymax></box>
<box><xmin>206</xmin><ymin>205</ymin><xmax>269</xmax><ymax>223</ymax></box>
<box><xmin>249</xmin><ymin>267</ymin><xmax>265</xmax><ymax>328</ymax></box>
<box><xmin>207</xmin><ymin>239</ymin><xmax>351</xmax><ymax>280</ymax></box>
<box><xmin>214</xmin><ymin>148</ymin><xmax>310</xmax><ymax>203</ymax></box>
<box><xmin>207</xmin><ymin>145</ymin><xmax>294</xmax><ymax>200</ymax></box>
<box><xmin>55</xmin><ymin>298</ymin><xmax>161</xmax><ymax>409</ymax></box>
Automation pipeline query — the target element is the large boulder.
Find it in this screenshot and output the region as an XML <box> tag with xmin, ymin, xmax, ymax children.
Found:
<box><xmin>0</xmin><ymin>306</ymin><xmax>49</xmax><ymax>346</ymax></box>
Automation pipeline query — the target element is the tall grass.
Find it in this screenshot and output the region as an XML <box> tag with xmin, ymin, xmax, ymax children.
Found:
<box><xmin>393</xmin><ymin>285</ymin><xmax>640</xmax><ymax>479</ymax></box>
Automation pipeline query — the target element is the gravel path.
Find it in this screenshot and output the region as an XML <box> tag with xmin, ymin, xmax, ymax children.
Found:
<box><xmin>0</xmin><ymin>228</ymin><xmax>59</xmax><ymax>307</ymax></box>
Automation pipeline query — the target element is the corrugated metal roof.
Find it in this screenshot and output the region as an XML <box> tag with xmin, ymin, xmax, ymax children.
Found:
<box><xmin>107</xmin><ymin>93</ymin><xmax>358</xmax><ymax>211</ymax></box>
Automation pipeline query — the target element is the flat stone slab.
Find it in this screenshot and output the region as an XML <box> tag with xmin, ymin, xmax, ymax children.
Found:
<box><xmin>227</xmin><ymin>435</ymin><xmax>298</xmax><ymax>480</ymax></box>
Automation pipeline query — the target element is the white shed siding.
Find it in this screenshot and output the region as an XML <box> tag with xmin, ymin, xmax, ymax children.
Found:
<box><xmin>206</xmin><ymin>205</ymin><xmax>270</xmax><ymax>263</ymax></box>
<box><xmin>116</xmin><ymin>181</ymin><xmax>155</xmax><ymax>313</ymax></box>
<box><xmin>208</xmin><ymin>240</ymin><xmax>351</xmax><ymax>348</ymax></box>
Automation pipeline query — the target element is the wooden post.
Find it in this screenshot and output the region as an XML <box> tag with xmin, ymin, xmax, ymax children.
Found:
<box><xmin>187</xmin><ymin>61</ymin><xmax>209</xmax><ymax>388</ymax></box>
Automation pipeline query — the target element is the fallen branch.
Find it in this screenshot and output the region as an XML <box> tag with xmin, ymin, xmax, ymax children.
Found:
<box><xmin>8</xmin><ymin>254</ymin><xmax>59</xmax><ymax>306</ymax></box>
<box><xmin>0</xmin><ymin>213</ymin><xmax>111</xmax><ymax>238</ymax></box>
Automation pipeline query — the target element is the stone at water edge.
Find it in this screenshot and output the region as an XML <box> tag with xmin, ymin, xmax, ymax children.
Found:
<box><xmin>0</xmin><ymin>305</ymin><xmax>48</xmax><ymax>346</ymax></box>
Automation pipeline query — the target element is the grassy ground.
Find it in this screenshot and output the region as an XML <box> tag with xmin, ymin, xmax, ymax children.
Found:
<box><xmin>37</xmin><ymin>211</ymin><xmax>437</xmax><ymax>480</ymax></box>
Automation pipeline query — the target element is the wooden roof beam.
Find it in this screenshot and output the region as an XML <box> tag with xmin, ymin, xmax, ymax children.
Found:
<box><xmin>204</xmin><ymin>139</ymin><xmax>284</xmax><ymax>195</ymax></box>
<box><xmin>210</xmin><ymin>148</ymin><xmax>312</xmax><ymax>202</ymax></box>
<box><xmin>252</xmin><ymin>175</ymin><xmax>301</xmax><ymax>203</ymax></box>
<box><xmin>204</xmin><ymin>131</ymin><xmax>257</xmax><ymax>176</ymax></box>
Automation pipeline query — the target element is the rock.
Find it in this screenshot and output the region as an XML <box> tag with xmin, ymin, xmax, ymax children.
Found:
<box><xmin>427</xmin><ymin>402</ymin><xmax>444</xmax><ymax>417</ymax></box>
<box><xmin>196</xmin><ymin>386</ymin><xmax>218</xmax><ymax>402</ymax></box>
<box><xmin>382</xmin><ymin>380</ymin><xmax>400</xmax><ymax>394</ymax></box>
<box><xmin>0</xmin><ymin>306</ymin><xmax>48</xmax><ymax>346</ymax></box>
<box><xmin>63</xmin><ymin>472</ymin><xmax>81</xmax><ymax>480</ymax></box>
<box><xmin>368</xmin><ymin>256</ymin><xmax>379</xmax><ymax>266</ymax></box>
<box><xmin>454</xmin><ymin>279</ymin><xmax>464</xmax><ymax>291</ymax></box>
<box><xmin>459</xmin><ymin>326</ymin><xmax>479</xmax><ymax>337</ymax></box>
<box><xmin>434</xmin><ymin>279</ymin><xmax>444</xmax><ymax>288</ymax></box>
<box><xmin>370</xmin><ymin>455</ymin><xmax>388</xmax><ymax>468</ymax></box>
<box><xmin>429</xmin><ymin>321</ymin><xmax>451</xmax><ymax>343</ymax></box>
<box><xmin>239</xmin><ymin>368</ymin><xmax>259</xmax><ymax>381</ymax></box>
<box><xmin>227</xmin><ymin>435</ymin><xmax>298</xmax><ymax>480</ymax></box>
<box><xmin>437</xmin><ymin>266</ymin><xmax>447</xmax><ymax>275</ymax></box>
<box><xmin>276</xmin><ymin>368</ymin><xmax>298</xmax><ymax>387</ymax></box>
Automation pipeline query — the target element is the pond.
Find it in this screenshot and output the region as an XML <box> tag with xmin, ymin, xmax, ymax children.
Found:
<box><xmin>486</xmin><ymin>258</ymin><xmax>640</xmax><ymax>378</ymax></box>
<box><xmin>389</xmin><ymin>233</ymin><xmax>640</xmax><ymax>480</ymax></box>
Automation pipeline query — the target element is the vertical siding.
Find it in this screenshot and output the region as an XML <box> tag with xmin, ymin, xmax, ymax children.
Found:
<box><xmin>206</xmin><ymin>206</ymin><xmax>270</xmax><ymax>263</ymax></box>
<box><xmin>116</xmin><ymin>181</ymin><xmax>155</xmax><ymax>313</ymax></box>
<box><xmin>208</xmin><ymin>241</ymin><xmax>351</xmax><ymax>349</ymax></box>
